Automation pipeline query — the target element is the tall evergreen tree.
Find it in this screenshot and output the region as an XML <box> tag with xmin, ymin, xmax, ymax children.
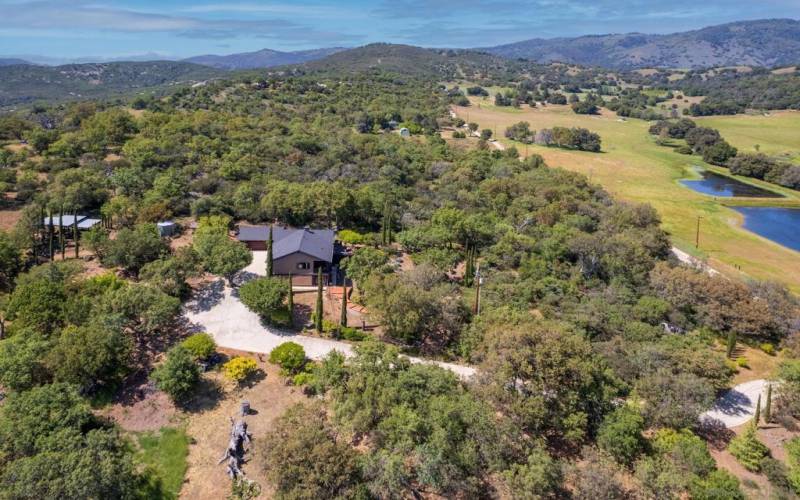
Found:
<box><xmin>765</xmin><ymin>384</ymin><xmax>772</xmax><ymax>423</ymax></box>
<box><xmin>287</xmin><ymin>274</ymin><xmax>293</xmax><ymax>326</ymax></box>
<box><xmin>726</xmin><ymin>331</ymin><xmax>737</xmax><ymax>359</ymax></box>
<box><xmin>48</xmin><ymin>212</ymin><xmax>54</xmax><ymax>261</ymax></box>
<box><xmin>464</xmin><ymin>245</ymin><xmax>474</xmax><ymax>287</ymax></box>
<box><xmin>73</xmin><ymin>211</ymin><xmax>79</xmax><ymax>258</ymax></box>
<box><xmin>266</xmin><ymin>226</ymin><xmax>273</xmax><ymax>277</ymax></box>
<box><xmin>315</xmin><ymin>268</ymin><xmax>323</xmax><ymax>333</ymax></box>
<box><xmin>754</xmin><ymin>393</ymin><xmax>762</xmax><ymax>426</ymax></box>
<box><xmin>340</xmin><ymin>285</ymin><xmax>348</xmax><ymax>327</ymax></box>
<box><xmin>58</xmin><ymin>206</ymin><xmax>65</xmax><ymax>260</ymax></box>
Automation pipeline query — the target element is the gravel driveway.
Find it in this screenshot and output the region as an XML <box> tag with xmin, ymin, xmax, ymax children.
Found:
<box><xmin>702</xmin><ymin>379</ymin><xmax>769</xmax><ymax>428</ymax></box>
<box><xmin>184</xmin><ymin>279</ymin><xmax>475</xmax><ymax>379</ymax></box>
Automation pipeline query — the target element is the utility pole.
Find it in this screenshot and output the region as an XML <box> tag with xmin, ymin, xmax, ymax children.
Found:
<box><xmin>695</xmin><ymin>216</ymin><xmax>702</xmax><ymax>248</ymax></box>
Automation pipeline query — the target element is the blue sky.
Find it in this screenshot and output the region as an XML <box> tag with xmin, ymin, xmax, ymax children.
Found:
<box><xmin>1</xmin><ymin>0</ymin><xmax>798</xmax><ymax>60</ymax></box>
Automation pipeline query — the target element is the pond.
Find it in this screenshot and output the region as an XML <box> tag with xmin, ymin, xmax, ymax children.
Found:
<box><xmin>733</xmin><ymin>207</ymin><xmax>800</xmax><ymax>252</ymax></box>
<box><xmin>681</xmin><ymin>170</ymin><xmax>784</xmax><ymax>198</ymax></box>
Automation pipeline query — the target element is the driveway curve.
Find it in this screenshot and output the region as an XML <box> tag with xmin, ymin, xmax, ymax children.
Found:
<box><xmin>702</xmin><ymin>379</ymin><xmax>770</xmax><ymax>428</ymax></box>
<box><xmin>183</xmin><ymin>280</ymin><xmax>475</xmax><ymax>380</ymax></box>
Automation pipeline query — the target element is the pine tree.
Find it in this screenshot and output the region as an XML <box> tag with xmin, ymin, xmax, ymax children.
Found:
<box><xmin>315</xmin><ymin>268</ymin><xmax>323</xmax><ymax>333</ymax></box>
<box><xmin>726</xmin><ymin>331</ymin><xmax>737</xmax><ymax>359</ymax></box>
<box><xmin>765</xmin><ymin>385</ymin><xmax>772</xmax><ymax>423</ymax></box>
<box><xmin>266</xmin><ymin>226</ymin><xmax>273</xmax><ymax>277</ymax></box>
<box><xmin>728</xmin><ymin>422</ymin><xmax>769</xmax><ymax>472</ymax></box>
<box><xmin>287</xmin><ymin>274</ymin><xmax>293</xmax><ymax>326</ymax></box>
<box><xmin>340</xmin><ymin>285</ymin><xmax>348</xmax><ymax>327</ymax></box>
<box><xmin>754</xmin><ymin>393</ymin><xmax>761</xmax><ymax>426</ymax></box>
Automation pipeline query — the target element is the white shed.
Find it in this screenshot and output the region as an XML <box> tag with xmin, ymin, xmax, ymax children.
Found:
<box><xmin>157</xmin><ymin>221</ymin><xmax>178</xmax><ymax>237</ymax></box>
<box><xmin>399</xmin><ymin>127</ymin><xmax>411</xmax><ymax>138</ymax></box>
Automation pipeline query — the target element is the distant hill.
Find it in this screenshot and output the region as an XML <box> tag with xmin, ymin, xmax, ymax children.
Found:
<box><xmin>184</xmin><ymin>47</ymin><xmax>345</xmax><ymax>70</ymax></box>
<box><xmin>0</xmin><ymin>61</ymin><xmax>225</xmax><ymax>108</ymax></box>
<box><xmin>294</xmin><ymin>43</ymin><xmax>515</xmax><ymax>80</ymax></box>
<box><xmin>0</xmin><ymin>58</ymin><xmax>32</xmax><ymax>67</ymax></box>
<box><xmin>482</xmin><ymin>19</ymin><xmax>800</xmax><ymax>69</ymax></box>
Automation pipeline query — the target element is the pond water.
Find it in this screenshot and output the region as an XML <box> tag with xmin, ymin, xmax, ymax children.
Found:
<box><xmin>734</xmin><ymin>207</ymin><xmax>800</xmax><ymax>252</ymax></box>
<box><xmin>681</xmin><ymin>170</ymin><xmax>784</xmax><ymax>198</ymax></box>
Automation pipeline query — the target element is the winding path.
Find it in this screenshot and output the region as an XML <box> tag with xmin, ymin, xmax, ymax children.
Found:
<box><xmin>702</xmin><ymin>379</ymin><xmax>770</xmax><ymax>428</ymax></box>
<box><xmin>183</xmin><ymin>279</ymin><xmax>476</xmax><ymax>380</ymax></box>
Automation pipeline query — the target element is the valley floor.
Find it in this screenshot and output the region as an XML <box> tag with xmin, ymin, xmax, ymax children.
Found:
<box><xmin>452</xmin><ymin>100</ymin><xmax>800</xmax><ymax>292</ymax></box>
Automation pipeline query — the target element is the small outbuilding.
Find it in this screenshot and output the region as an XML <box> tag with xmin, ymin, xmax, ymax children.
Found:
<box><xmin>399</xmin><ymin>127</ymin><xmax>411</xmax><ymax>138</ymax></box>
<box><xmin>157</xmin><ymin>221</ymin><xmax>178</xmax><ymax>237</ymax></box>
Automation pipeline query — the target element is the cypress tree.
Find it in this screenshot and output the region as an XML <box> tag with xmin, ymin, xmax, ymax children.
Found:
<box><xmin>287</xmin><ymin>274</ymin><xmax>293</xmax><ymax>326</ymax></box>
<box><xmin>765</xmin><ymin>384</ymin><xmax>772</xmax><ymax>423</ymax></box>
<box><xmin>464</xmin><ymin>245</ymin><xmax>474</xmax><ymax>287</ymax></box>
<box><xmin>726</xmin><ymin>331</ymin><xmax>737</xmax><ymax>359</ymax></box>
<box><xmin>315</xmin><ymin>268</ymin><xmax>323</xmax><ymax>333</ymax></box>
<box><xmin>266</xmin><ymin>226</ymin><xmax>273</xmax><ymax>277</ymax></box>
<box><xmin>754</xmin><ymin>393</ymin><xmax>762</xmax><ymax>427</ymax></box>
<box><xmin>48</xmin><ymin>212</ymin><xmax>54</xmax><ymax>261</ymax></box>
<box><xmin>73</xmin><ymin>211</ymin><xmax>79</xmax><ymax>258</ymax></box>
<box><xmin>340</xmin><ymin>285</ymin><xmax>348</xmax><ymax>327</ymax></box>
<box><xmin>58</xmin><ymin>206</ymin><xmax>65</xmax><ymax>260</ymax></box>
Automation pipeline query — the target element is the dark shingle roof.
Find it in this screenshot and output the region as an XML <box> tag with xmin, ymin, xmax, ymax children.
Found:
<box><xmin>237</xmin><ymin>225</ymin><xmax>335</xmax><ymax>262</ymax></box>
<box><xmin>273</xmin><ymin>228</ymin><xmax>335</xmax><ymax>262</ymax></box>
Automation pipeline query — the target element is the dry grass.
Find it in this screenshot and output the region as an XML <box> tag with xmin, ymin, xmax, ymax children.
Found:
<box><xmin>452</xmin><ymin>99</ymin><xmax>800</xmax><ymax>292</ymax></box>
<box><xmin>180</xmin><ymin>354</ymin><xmax>306</xmax><ymax>499</ymax></box>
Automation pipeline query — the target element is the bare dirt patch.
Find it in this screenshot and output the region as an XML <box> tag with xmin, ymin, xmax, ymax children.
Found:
<box><xmin>101</xmin><ymin>379</ymin><xmax>179</xmax><ymax>432</ymax></box>
<box><xmin>0</xmin><ymin>208</ymin><xmax>23</xmax><ymax>231</ymax></box>
<box><xmin>180</xmin><ymin>353</ymin><xmax>306</xmax><ymax>499</ymax></box>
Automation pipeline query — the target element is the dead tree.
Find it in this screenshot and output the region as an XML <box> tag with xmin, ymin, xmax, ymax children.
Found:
<box><xmin>218</xmin><ymin>417</ymin><xmax>251</xmax><ymax>479</ymax></box>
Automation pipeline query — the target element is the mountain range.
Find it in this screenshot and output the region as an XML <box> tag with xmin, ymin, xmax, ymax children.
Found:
<box><xmin>482</xmin><ymin>19</ymin><xmax>800</xmax><ymax>69</ymax></box>
<box><xmin>182</xmin><ymin>47</ymin><xmax>346</xmax><ymax>70</ymax></box>
<box><xmin>2</xmin><ymin>19</ymin><xmax>799</xmax><ymax>71</ymax></box>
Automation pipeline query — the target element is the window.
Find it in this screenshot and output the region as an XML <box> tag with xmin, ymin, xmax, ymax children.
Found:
<box><xmin>297</xmin><ymin>262</ymin><xmax>310</xmax><ymax>270</ymax></box>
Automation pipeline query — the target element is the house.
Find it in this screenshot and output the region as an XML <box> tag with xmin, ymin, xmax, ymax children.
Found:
<box><xmin>236</xmin><ymin>225</ymin><xmax>337</xmax><ymax>284</ymax></box>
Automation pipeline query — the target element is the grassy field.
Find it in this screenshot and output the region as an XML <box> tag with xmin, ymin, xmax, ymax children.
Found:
<box><xmin>135</xmin><ymin>427</ymin><xmax>190</xmax><ymax>499</ymax></box>
<box><xmin>453</xmin><ymin>98</ymin><xmax>800</xmax><ymax>292</ymax></box>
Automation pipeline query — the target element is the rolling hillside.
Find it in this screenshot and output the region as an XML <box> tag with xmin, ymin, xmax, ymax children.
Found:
<box><xmin>482</xmin><ymin>19</ymin><xmax>800</xmax><ymax>69</ymax></box>
<box><xmin>184</xmin><ymin>47</ymin><xmax>345</xmax><ymax>70</ymax></box>
<box><xmin>0</xmin><ymin>61</ymin><xmax>225</xmax><ymax>108</ymax></box>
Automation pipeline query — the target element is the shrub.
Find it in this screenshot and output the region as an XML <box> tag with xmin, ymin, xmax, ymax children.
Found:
<box><xmin>181</xmin><ymin>333</ymin><xmax>216</xmax><ymax>359</ymax></box>
<box><xmin>761</xmin><ymin>457</ymin><xmax>791</xmax><ymax>492</ymax></box>
<box><xmin>785</xmin><ymin>437</ymin><xmax>800</xmax><ymax>493</ymax></box>
<box><xmin>238</xmin><ymin>277</ymin><xmax>288</xmax><ymax>322</ymax></box>
<box><xmin>728</xmin><ymin>425</ymin><xmax>769</xmax><ymax>472</ymax></box>
<box><xmin>268</xmin><ymin>342</ymin><xmax>306</xmax><ymax>375</ymax></box>
<box><xmin>340</xmin><ymin>326</ymin><xmax>369</xmax><ymax>342</ymax></box>
<box><xmin>689</xmin><ymin>469</ymin><xmax>744</xmax><ymax>500</ymax></box>
<box><xmin>152</xmin><ymin>345</ymin><xmax>200</xmax><ymax>402</ymax></box>
<box><xmin>597</xmin><ymin>406</ymin><xmax>646</xmax><ymax>465</ymax></box>
<box><xmin>336</xmin><ymin>229</ymin><xmax>365</xmax><ymax>245</ymax></box>
<box><xmin>761</xmin><ymin>343</ymin><xmax>775</xmax><ymax>356</ymax></box>
<box><xmin>292</xmin><ymin>372</ymin><xmax>315</xmax><ymax>387</ymax></box>
<box><xmin>736</xmin><ymin>357</ymin><xmax>749</xmax><ymax>368</ymax></box>
<box><xmin>676</xmin><ymin>145</ymin><xmax>693</xmax><ymax>155</ymax></box>
<box><xmin>223</xmin><ymin>356</ymin><xmax>258</xmax><ymax>384</ymax></box>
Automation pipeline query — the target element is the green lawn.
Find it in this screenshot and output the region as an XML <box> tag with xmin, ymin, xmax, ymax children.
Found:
<box><xmin>453</xmin><ymin>100</ymin><xmax>800</xmax><ymax>292</ymax></box>
<box><xmin>135</xmin><ymin>427</ymin><xmax>190</xmax><ymax>499</ymax></box>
